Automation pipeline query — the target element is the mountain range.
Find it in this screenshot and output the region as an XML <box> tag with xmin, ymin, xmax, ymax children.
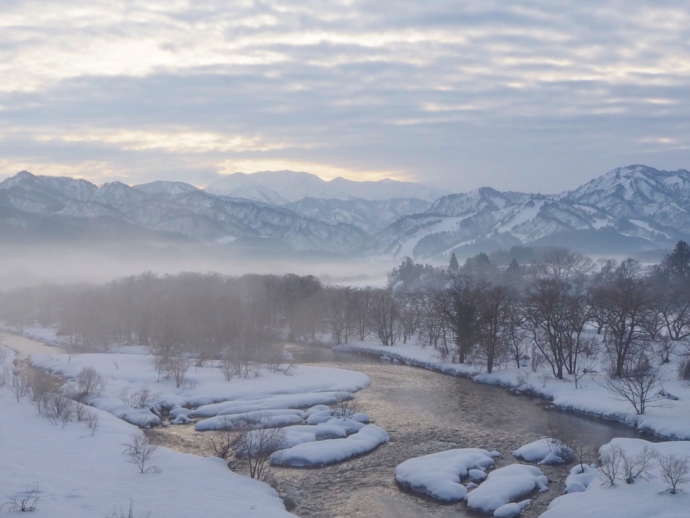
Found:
<box><xmin>1</xmin><ymin>165</ymin><xmax>688</xmax><ymax>258</ymax></box>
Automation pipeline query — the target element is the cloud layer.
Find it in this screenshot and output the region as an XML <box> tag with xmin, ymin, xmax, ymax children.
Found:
<box><xmin>2</xmin><ymin>0</ymin><xmax>690</xmax><ymax>191</ymax></box>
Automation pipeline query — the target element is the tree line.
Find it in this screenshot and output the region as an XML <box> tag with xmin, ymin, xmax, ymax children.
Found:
<box><xmin>2</xmin><ymin>243</ymin><xmax>690</xmax><ymax>385</ymax></box>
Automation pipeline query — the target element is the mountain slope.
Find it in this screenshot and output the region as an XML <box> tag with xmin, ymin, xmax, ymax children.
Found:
<box><xmin>206</xmin><ymin>170</ymin><xmax>445</xmax><ymax>202</ymax></box>
<box><xmin>377</xmin><ymin>165</ymin><xmax>690</xmax><ymax>258</ymax></box>
<box><xmin>0</xmin><ymin>172</ymin><xmax>367</xmax><ymax>253</ymax></box>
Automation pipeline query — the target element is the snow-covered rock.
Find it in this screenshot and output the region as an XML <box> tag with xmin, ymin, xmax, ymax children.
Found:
<box><xmin>270</xmin><ymin>424</ymin><xmax>389</xmax><ymax>467</ymax></box>
<box><xmin>190</xmin><ymin>391</ymin><xmax>353</xmax><ymax>418</ymax></box>
<box><xmin>466</xmin><ymin>464</ymin><xmax>548</xmax><ymax>514</ymax></box>
<box><xmin>194</xmin><ymin>409</ymin><xmax>305</xmax><ymax>431</ymax></box>
<box><xmin>564</xmin><ymin>464</ymin><xmax>598</xmax><ymax>493</ymax></box>
<box><xmin>493</xmin><ymin>499</ymin><xmax>531</xmax><ymax>518</ymax></box>
<box><xmin>394</xmin><ymin>448</ymin><xmax>499</xmax><ymax>503</ymax></box>
<box><xmin>513</xmin><ymin>438</ymin><xmax>573</xmax><ymax>465</ymax></box>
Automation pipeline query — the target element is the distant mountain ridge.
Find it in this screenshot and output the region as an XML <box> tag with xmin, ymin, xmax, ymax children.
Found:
<box><xmin>1</xmin><ymin>165</ymin><xmax>688</xmax><ymax>257</ymax></box>
<box><xmin>206</xmin><ymin>170</ymin><xmax>445</xmax><ymax>203</ymax></box>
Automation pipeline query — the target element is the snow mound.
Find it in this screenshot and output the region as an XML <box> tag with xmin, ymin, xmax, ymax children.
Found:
<box><xmin>270</xmin><ymin>424</ymin><xmax>389</xmax><ymax>467</ymax></box>
<box><xmin>190</xmin><ymin>391</ymin><xmax>352</xmax><ymax>418</ymax></box>
<box><xmin>493</xmin><ymin>499</ymin><xmax>531</xmax><ymax>518</ymax></box>
<box><xmin>394</xmin><ymin>448</ymin><xmax>499</xmax><ymax>503</ymax></box>
<box><xmin>466</xmin><ymin>464</ymin><xmax>548</xmax><ymax>513</ymax></box>
<box><xmin>195</xmin><ymin>409</ymin><xmax>304</xmax><ymax>431</ymax></box>
<box><xmin>564</xmin><ymin>464</ymin><xmax>598</xmax><ymax>493</ymax></box>
<box><xmin>513</xmin><ymin>438</ymin><xmax>573</xmax><ymax>465</ymax></box>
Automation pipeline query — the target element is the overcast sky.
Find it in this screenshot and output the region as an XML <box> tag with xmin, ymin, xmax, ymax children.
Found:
<box><xmin>2</xmin><ymin>0</ymin><xmax>690</xmax><ymax>193</ymax></box>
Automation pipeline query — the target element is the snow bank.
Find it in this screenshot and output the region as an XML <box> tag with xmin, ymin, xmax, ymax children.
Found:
<box><xmin>466</xmin><ymin>464</ymin><xmax>548</xmax><ymax>513</ymax></box>
<box><xmin>394</xmin><ymin>448</ymin><xmax>499</xmax><ymax>503</ymax></box>
<box><xmin>195</xmin><ymin>409</ymin><xmax>305</xmax><ymax>431</ymax></box>
<box><xmin>339</xmin><ymin>341</ymin><xmax>690</xmax><ymax>440</ymax></box>
<box><xmin>513</xmin><ymin>438</ymin><xmax>573</xmax><ymax>465</ymax></box>
<box><xmin>541</xmin><ymin>438</ymin><xmax>690</xmax><ymax>518</ymax></box>
<box><xmin>190</xmin><ymin>391</ymin><xmax>352</xmax><ymax>418</ymax></box>
<box><xmin>564</xmin><ymin>464</ymin><xmax>598</xmax><ymax>493</ymax></box>
<box><xmin>270</xmin><ymin>424</ymin><xmax>389</xmax><ymax>467</ymax></box>
<box><xmin>30</xmin><ymin>352</ymin><xmax>369</xmax><ymax>427</ymax></box>
<box><xmin>494</xmin><ymin>499</ymin><xmax>531</xmax><ymax>518</ymax></box>
<box><xmin>0</xmin><ymin>349</ymin><xmax>295</xmax><ymax>518</ymax></box>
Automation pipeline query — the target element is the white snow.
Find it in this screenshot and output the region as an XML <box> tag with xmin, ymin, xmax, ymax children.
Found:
<box><xmin>513</xmin><ymin>438</ymin><xmax>573</xmax><ymax>465</ymax></box>
<box><xmin>563</xmin><ymin>464</ymin><xmax>598</xmax><ymax>493</ymax></box>
<box><xmin>0</xmin><ymin>348</ymin><xmax>295</xmax><ymax>518</ymax></box>
<box><xmin>494</xmin><ymin>499</ymin><xmax>531</xmax><ymax>518</ymax></box>
<box><xmin>466</xmin><ymin>464</ymin><xmax>548</xmax><ymax>514</ymax></box>
<box><xmin>190</xmin><ymin>391</ymin><xmax>353</xmax><ymax>418</ymax></box>
<box><xmin>29</xmin><ymin>351</ymin><xmax>369</xmax><ymax>427</ymax></box>
<box><xmin>394</xmin><ymin>448</ymin><xmax>500</xmax><ymax>502</ymax></box>
<box><xmin>195</xmin><ymin>409</ymin><xmax>306</xmax><ymax>431</ymax></box>
<box><xmin>541</xmin><ymin>438</ymin><xmax>690</xmax><ymax>518</ymax></box>
<box><xmin>270</xmin><ymin>424</ymin><xmax>389</xmax><ymax>467</ymax></box>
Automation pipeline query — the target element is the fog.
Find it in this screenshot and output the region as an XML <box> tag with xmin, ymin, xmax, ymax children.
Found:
<box><xmin>0</xmin><ymin>243</ymin><xmax>397</xmax><ymax>290</ymax></box>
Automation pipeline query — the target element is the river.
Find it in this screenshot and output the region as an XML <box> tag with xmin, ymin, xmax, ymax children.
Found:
<box><xmin>151</xmin><ymin>345</ymin><xmax>639</xmax><ymax>518</ymax></box>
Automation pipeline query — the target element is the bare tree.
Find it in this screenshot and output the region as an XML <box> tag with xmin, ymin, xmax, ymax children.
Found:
<box><xmin>122</xmin><ymin>434</ymin><xmax>159</xmax><ymax>474</ymax></box>
<box><xmin>657</xmin><ymin>454</ymin><xmax>690</xmax><ymax>494</ymax></box>
<box><xmin>604</xmin><ymin>356</ymin><xmax>663</xmax><ymax>415</ymax></box>
<box><xmin>75</xmin><ymin>367</ymin><xmax>105</xmax><ymax>401</ymax></box>
<box><xmin>369</xmin><ymin>289</ymin><xmax>398</xmax><ymax>346</ymax></box>
<box><xmin>621</xmin><ymin>446</ymin><xmax>654</xmax><ymax>484</ymax></box>
<box><xmin>4</xmin><ymin>485</ymin><xmax>40</xmax><ymax>513</ymax></box>
<box><xmin>206</xmin><ymin>431</ymin><xmax>237</xmax><ymax>460</ymax></box>
<box><xmin>599</xmin><ymin>445</ymin><xmax>624</xmax><ymax>486</ymax></box>
<box><xmin>235</xmin><ymin>428</ymin><xmax>284</xmax><ymax>480</ymax></box>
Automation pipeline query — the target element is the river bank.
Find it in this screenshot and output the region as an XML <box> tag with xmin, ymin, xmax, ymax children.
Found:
<box><xmin>336</xmin><ymin>342</ymin><xmax>690</xmax><ymax>441</ymax></box>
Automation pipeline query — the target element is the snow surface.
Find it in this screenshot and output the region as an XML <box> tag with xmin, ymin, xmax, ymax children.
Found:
<box><xmin>190</xmin><ymin>391</ymin><xmax>353</xmax><ymax>418</ymax></box>
<box><xmin>541</xmin><ymin>438</ymin><xmax>690</xmax><ymax>518</ymax></box>
<box><xmin>30</xmin><ymin>352</ymin><xmax>369</xmax><ymax>427</ymax></box>
<box><xmin>513</xmin><ymin>438</ymin><xmax>573</xmax><ymax>465</ymax></box>
<box><xmin>394</xmin><ymin>448</ymin><xmax>500</xmax><ymax>502</ymax></box>
<box><xmin>338</xmin><ymin>341</ymin><xmax>690</xmax><ymax>440</ymax></box>
<box><xmin>0</xmin><ymin>348</ymin><xmax>295</xmax><ymax>518</ymax></box>
<box><xmin>563</xmin><ymin>464</ymin><xmax>598</xmax><ymax>493</ymax></box>
<box><xmin>494</xmin><ymin>499</ymin><xmax>531</xmax><ymax>518</ymax></box>
<box><xmin>195</xmin><ymin>409</ymin><xmax>306</xmax><ymax>431</ymax></box>
<box><xmin>270</xmin><ymin>424</ymin><xmax>389</xmax><ymax>467</ymax></box>
<box><xmin>466</xmin><ymin>464</ymin><xmax>548</xmax><ymax>514</ymax></box>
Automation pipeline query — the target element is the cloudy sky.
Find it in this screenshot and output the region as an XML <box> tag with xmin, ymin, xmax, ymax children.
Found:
<box><xmin>2</xmin><ymin>0</ymin><xmax>690</xmax><ymax>193</ymax></box>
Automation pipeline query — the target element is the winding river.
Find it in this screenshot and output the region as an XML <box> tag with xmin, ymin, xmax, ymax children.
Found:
<box><xmin>1</xmin><ymin>332</ymin><xmax>640</xmax><ymax>518</ymax></box>
<box><xmin>152</xmin><ymin>345</ymin><xmax>640</xmax><ymax>518</ymax></box>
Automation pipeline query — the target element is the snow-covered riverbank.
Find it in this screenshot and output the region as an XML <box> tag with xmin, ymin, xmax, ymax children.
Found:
<box><xmin>0</xmin><ymin>348</ymin><xmax>296</xmax><ymax>518</ymax></box>
<box><xmin>337</xmin><ymin>342</ymin><xmax>690</xmax><ymax>440</ymax></box>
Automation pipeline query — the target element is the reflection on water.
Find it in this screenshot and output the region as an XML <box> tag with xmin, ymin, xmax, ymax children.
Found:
<box><xmin>154</xmin><ymin>345</ymin><xmax>640</xmax><ymax>518</ymax></box>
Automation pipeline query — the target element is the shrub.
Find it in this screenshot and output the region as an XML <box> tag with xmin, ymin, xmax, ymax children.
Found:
<box><xmin>122</xmin><ymin>434</ymin><xmax>159</xmax><ymax>474</ymax></box>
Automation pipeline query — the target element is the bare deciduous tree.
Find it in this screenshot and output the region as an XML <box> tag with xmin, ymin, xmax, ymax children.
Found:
<box><xmin>604</xmin><ymin>356</ymin><xmax>663</xmax><ymax>415</ymax></box>
<box><xmin>122</xmin><ymin>434</ymin><xmax>159</xmax><ymax>474</ymax></box>
<box><xmin>657</xmin><ymin>454</ymin><xmax>690</xmax><ymax>494</ymax></box>
<box><xmin>235</xmin><ymin>428</ymin><xmax>284</xmax><ymax>480</ymax></box>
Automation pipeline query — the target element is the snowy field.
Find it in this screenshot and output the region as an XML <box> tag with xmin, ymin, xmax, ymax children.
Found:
<box><xmin>0</xmin><ymin>348</ymin><xmax>296</xmax><ymax>518</ymax></box>
<box><xmin>337</xmin><ymin>341</ymin><xmax>690</xmax><ymax>440</ymax></box>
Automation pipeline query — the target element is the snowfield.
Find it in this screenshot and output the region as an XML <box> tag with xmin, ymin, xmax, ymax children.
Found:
<box><xmin>338</xmin><ymin>341</ymin><xmax>690</xmax><ymax>440</ymax></box>
<box><xmin>0</xmin><ymin>349</ymin><xmax>296</xmax><ymax>518</ymax></box>
<box><xmin>466</xmin><ymin>464</ymin><xmax>548</xmax><ymax>514</ymax></box>
<box><xmin>270</xmin><ymin>424</ymin><xmax>389</xmax><ymax>467</ymax></box>
<box><xmin>29</xmin><ymin>351</ymin><xmax>370</xmax><ymax>427</ymax></box>
<box><xmin>394</xmin><ymin>448</ymin><xmax>500</xmax><ymax>503</ymax></box>
<box><xmin>541</xmin><ymin>438</ymin><xmax>690</xmax><ymax>518</ymax></box>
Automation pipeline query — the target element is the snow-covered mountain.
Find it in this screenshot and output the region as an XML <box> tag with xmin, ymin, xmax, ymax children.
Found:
<box><xmin>286</xmin><ymin>197</ymin><xmax>431</xmax><ymax>233</ymax></box>
<box><xmin>377</xmin><ymin>165</ymin><xmax>690</xmax><ymax>258</ymax></box>
<box><xmin>3</xmin><ymin>165</ymin><xmax>690</xmax><ymax>258</ymax></box>
<box><xmin>0</xmin><ymin>171</ymin><xmax>367</xmax><ymax>253</ymax></box>
<box><xmin>206</xmin><ymin>170</ymin><xmax>445</xmax><ymax>203</ymax></box>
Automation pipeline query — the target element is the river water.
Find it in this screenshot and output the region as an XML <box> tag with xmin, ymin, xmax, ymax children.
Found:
<box><xmin>151</xmin><ymin>345</ymin><xmax>639</xmax><ymax>518</ymax></box>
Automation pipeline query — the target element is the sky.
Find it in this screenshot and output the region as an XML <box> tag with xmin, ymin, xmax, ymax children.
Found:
<box><xmin>2</xmin><ymin>0</ymin><xmax>690</xmax><ymax>193</ymax></box>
